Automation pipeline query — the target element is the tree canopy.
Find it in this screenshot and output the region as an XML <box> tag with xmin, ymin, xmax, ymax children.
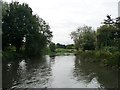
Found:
<box><xmin>71</xmin><ymin>15</ymin><xmax>120</xmax><ymax>52</ymax></box>
<box><xmin>71</xmin><ymin>25</ymin><xmax>96</xmax><ymax>51</ymax></box>
<box><xmin>2</xmin><ymin>1</ymin><xmax>53</xmax><ymax>57</ymax></box>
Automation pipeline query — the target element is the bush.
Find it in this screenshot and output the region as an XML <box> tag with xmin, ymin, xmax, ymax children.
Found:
<box><xmin>105</xmin><ymin>51</ymin><xmax>120</xmax><ymax>67</ymax></box>
<box><xmin>93</xmin><ymin>50</ymin><xmax>110</xmax><ymax>58</ymax></box>
<box><xmin>103</xmin><ymin>46</ymin><xmax>118</xmax><ymax>53</ymax></box>
<box><xmin>77</xmin><ymin>50</ymin><xmax>120</xmax><ymax>68</ymax></box>
<box><xmin>2</xmin><ymin>51</ymin><xmax>23</xmax><ymax>61</ymax></box>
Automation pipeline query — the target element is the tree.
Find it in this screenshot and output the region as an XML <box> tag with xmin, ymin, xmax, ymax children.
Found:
<box><xmin>25</xmin><ymin>15</ymin><xmax>53</xmax><ymax>57</ymax></box>
<box><xmin>71</xmin><ymin>25</ymin><xmax>96</xmax><ymax>51</ymax></box>
<box><xmin>2</xmin><ymin>1</ymin><xmax>53</xmax><ymax>57</ymax></box>
<box><xmin>2</xmin><ymin>2</ymin><xmax>33</xmax><ymax>52</ymax></box>
<box><xmin>56</xmin><ymin>43</ymin><xmax>66</xmax><ymax>49</ymax></box>
<box><xmin>70</xmin><ymin>31</ymin><xmax>80</xmax><ymax>50</ymax></box>
<box><xmin>49</xmin><ymin>42</ymin><xmax>56</xmax><ymax>53</ymax></box>
<box><xmin>115</xmin><ymin>17</ymin><xmax>120</xmax><ymax>50</ymax></box>
<box><xmin>97</xmin><ymin>25</ymin><xmax>117</xmax><ymax>48</ymax></box>
<box><xmin>98</xmin><ymin>15</ymin><xmax>120</xmax><ymax>50</ymax></box>
<box><xmin>66</xmin><ymin>44</ymin><xmax>74</xmax><ymax>49</ymax></box>
<box><xmin>115</xmin><ymin>17</ymin><xmax>120</xmax><ymax>29</ymax></box>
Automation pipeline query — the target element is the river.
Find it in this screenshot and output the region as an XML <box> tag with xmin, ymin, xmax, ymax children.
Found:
<box><xmin>2</xmin><ymin>55</ymin><xmax>118</xmax><ymax>89</ymax></box>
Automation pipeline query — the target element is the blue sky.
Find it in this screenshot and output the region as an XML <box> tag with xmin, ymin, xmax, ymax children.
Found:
<box><xmin>5</xmin><ymin>0</ymin><xmax>119</xmax><ymax>44</ymax></box>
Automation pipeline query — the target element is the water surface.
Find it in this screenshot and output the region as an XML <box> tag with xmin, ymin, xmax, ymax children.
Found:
<box><xmin>2</xmin><ymin>55</ymin><xmax>118</xmax><ymax>89</ymax></box>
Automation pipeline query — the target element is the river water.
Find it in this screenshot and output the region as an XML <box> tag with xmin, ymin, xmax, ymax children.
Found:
<box><xmin>2</xmin><ymin>55</ymin><xmax>118</xmax><ymax>89</ymax></box>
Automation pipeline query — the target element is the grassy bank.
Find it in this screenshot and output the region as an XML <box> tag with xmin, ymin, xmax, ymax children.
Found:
<box><xmin>48</xmin><ymin>48</ymin><xmax>75</xmax><ymax>57</ymax></box>
<box><xmin>56</xmin><ymin>48</ymin><xmax>75</xmax><ymax>55</ymax></box>
<box><xmin>76</xmin><ymin>50</ymin><xmax>120</xmax><ymax>69</ymax></box>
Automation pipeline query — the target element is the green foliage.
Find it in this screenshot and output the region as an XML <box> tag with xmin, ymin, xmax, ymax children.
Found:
<box><xmin>97</xmin><ymin>25</ymin><xmax>118</xmax><ymax>49</ymax></box>
<box><xmin>71</xmin><ymin>25</ymin><xmax>96</xmax><ymax>51</ymax></box>
<box><xmin>102</xmin><ymin>46</ymin><xmax>118</xmax><ymax>52</ymax></box>
<box><xmin>71</xmin><ymin>15</ymin><xmax>120</xmax><ymax>68</ymax></box>
<box><xmin>102</xmin><ymin>16</ymin><xmax>120</xmax><ymax>50</ymax></box>
<box><xmin>99</xmin><ymin>51</ymin><xmax>120</xmax><ymax>68</ymax></box>
<box><xmin>2</xmin><ymin>1</ymin><xmax>53</xmax><ymax>58</ymax></box>
<box><xmin>49</xmin><ymin>42</ymin><xmax>56</xmax><ymax>53</ymax></box>
<box><xmin>66</xmin><ymin>44</ymin><xmax>75</xmax><ymax>49</ymax></box>
<box><xmin>76</xmin><ymin>50</ymin><xmax>120</xmax><ymax>68</ymax></box>
<box><xmin>56</xmin><ymin>48</ymin><xmax>74</xmax><ymax>53</ymax></box>
<box><xmin>56</xmin><ymin>43</ymin><xmax>75</xmax><ymax>49</ymax></box>
<box><xmin>2</xmin><ymin>51</ymin><xmax>23</xmax><ymax>61</ymax></box>
<box><xmin>115</xmin><ymin>17</ymin><xmax>120</xmax><ymax>29</ymax></box>
<box><xmin>2</xmin><ymin>1</ymin><xmax>9</xmax><ymax>16</ymax></box>
<box><xmin>25</xmin><ymin>33</ymin><xmax>47</xmax><ymax>57</ymax></box>
<box><xmin>56</xmin><ymin>43</ymin><xmax>66</xmax><ymax>49</ymax></box>
<box><xmin>55</xmin><ymin>48</ymin><xmax>75</xmax><ymax>56</ymax></box>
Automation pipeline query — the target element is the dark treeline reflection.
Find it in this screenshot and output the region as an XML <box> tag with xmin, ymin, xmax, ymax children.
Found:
<box><xmin>3</xmin><ymin>55</ymin><xmax>118</xmax><ymax>89</ymax></box>
<box><xmin>2</xmin><ymin>56</ymin><xmax>53</xmax><ymax>89</ymax></box>
<box><xmin>73</xmin><ymin>56</ymin><xmax>118</xmax><ymax>89</ymax></box>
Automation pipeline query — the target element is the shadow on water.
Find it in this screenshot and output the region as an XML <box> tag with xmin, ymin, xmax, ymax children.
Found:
<box><xmin>73</xmin><ymin>56</ymin><xmax>118</xmax><ymax>89</ymax></box>
<box><xmin>2</xmin><ymin>56</ymin><xmax>54</xmax><ymax>89</ymax></box>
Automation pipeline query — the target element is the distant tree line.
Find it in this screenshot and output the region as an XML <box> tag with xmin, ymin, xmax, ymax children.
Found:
<box><xmin>56</xmin><ymin>43</ymin><xmax>74</xmax><ymax>49</ymax></box>
<box><xmin>49</xmin><ymin>42</ymin><xmax>74</xmax><ymax>53</ymax></box>
<box><xmin>2</xmin><ymin>1</ymin><xmax>53</xmax><ymax>58</ymax></box>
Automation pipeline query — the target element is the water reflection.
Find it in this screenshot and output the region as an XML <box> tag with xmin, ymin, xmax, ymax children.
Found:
<box><xmin>3</xmin><ymin>60</ymin><xmax>20</xmax><ymax>89</ymax></box>
<box><xmin>3</xmin><ymin>56</ymin><xmax>53</xmax><ymax>89</ymax></box>
<box><xmin>73</xmin><ymin>56</ymin><xmax>118</xmax><ymax>88</ymax></box>
<box><xmin>2</xmin><ymin>55</ymin><xmax>118</xmax><ymax>89</ymax></box>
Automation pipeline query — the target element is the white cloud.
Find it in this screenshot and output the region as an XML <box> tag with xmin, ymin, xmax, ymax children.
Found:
<box><xmin>4</xmin><ymin>0</ymin><xmax>119</xmax><ymax>44</ymax></box>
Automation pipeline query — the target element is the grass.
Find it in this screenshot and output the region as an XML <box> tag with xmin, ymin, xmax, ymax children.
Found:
<box><xmin>48</xmin><ymin>48</ymin><xmax>75</xmax><ymax>56</ymax></box>
<box><xmin>55</xmin><ymin>48</ymin><xmax>75</xmax><ymax>55</ymax></box>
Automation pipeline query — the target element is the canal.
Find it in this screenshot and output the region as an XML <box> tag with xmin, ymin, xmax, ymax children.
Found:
<box><xmin>2</xmin><ymin>55</ymin><xmax>118</xmax><ymax>89</ymax></box>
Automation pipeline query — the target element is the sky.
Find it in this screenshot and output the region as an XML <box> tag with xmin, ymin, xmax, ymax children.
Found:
<box><xmin>5</xmin><ymin>0</ymin><xmax>119</xmax><ymax>44</ymax></box>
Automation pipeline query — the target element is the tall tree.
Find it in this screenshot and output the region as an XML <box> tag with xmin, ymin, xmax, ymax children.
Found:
<box><xmin>49</xmin><ymin>42</ymin><xmax>56</xmax><ymax>53</ymax></box>
<box><xmin>71</xmin><ymin>25</ymin><xmax>96</xmax><ymax>51</ymax></box>
<box><xmin>2</xmin><ymin>1</ymin><xmax>53</xmax><ymax>57</ymax></box>
<box><xmin>98</xmin><ymin>15</ymin><xmax>120</xmax><ymax>50</ymax></box>
<box><xmin>97</xmin><ymin>25</ymin><xmax>117</xmax><ymax>48</ymax></box>
<box><xmin>2</xmin><ymin>2</ymin><xmax>33</xmax><ymax>52</ymax></box>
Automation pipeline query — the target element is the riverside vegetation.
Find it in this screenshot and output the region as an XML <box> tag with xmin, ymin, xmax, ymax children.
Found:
<box><xmin>49</xmin><ymin>43</ymin><xmax>75</xmax><ymax>56</ymax></box>
<box><xmin>2</xmin><ymin>1</ymin><xmax>53</xmax><ymax>61</ymax></box>
<box><xmin>71</xmin><ymin>16</ymin><xmax>120</xmax><ymax>69</ymax></box>
<box><xmin>2</xmin><ymin>1</ymin><xmax>120</xmax><ymax>70</ymax></box>
<box><xmin>2</xmin><ymin>1</ymin><xmax>119</xmax><ymax>89</ymax></box>
<box><xmin>2</xmin><ymin>1</ymin><xmax>75</xmax><ymax>61</ymax></box>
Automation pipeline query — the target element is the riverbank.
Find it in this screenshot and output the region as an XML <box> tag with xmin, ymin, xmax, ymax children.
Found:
<box><xmin>3</xmin><ymin>48</ymin><xmax>119</xmax><ymax>70</ymax></box>
<box><xmin>76</xmin><ymin>50</ymin><xmax>120</xmax><ymax>70</ymax></box>
<box><xmin>49</xmin><ymin>48</ymin><xmax>75</xmax><ymax>57</ymax></box>
<box><xmin>2</xmin><ymin>48</ymin><xmax>75</xmax><ymax>62</ymax></box>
